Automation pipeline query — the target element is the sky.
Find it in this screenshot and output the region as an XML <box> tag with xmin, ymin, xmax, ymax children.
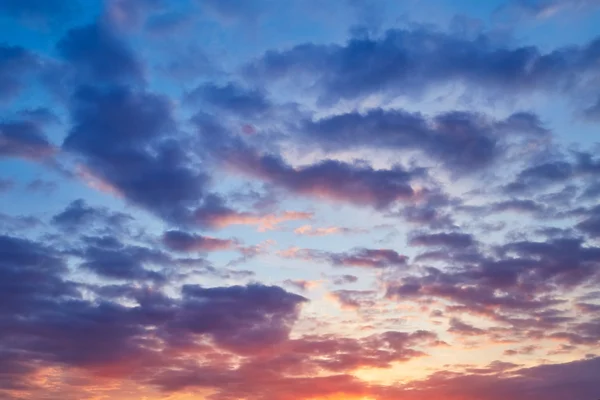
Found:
<box><xmin>1</xmin><ymin>0</ymin><xmax>600</xmax><ymax>399</ymax></box>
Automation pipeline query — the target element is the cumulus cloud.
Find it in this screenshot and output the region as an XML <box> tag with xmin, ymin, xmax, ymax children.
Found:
<box><xmin>0</xmin><ymin>45</ymin><xmax>41</xmax><ymax>101</ymax></box>
<box><xmin>0</xmin><ymin>120</ymin><xmax>56</xmax><ymax>160</ymax></box>
<box><xmin>280</xmin><ymin>246</ymin><xmax>408</xmax><ymax>269</ymax></box>
<box><xmin>246</xmin><ymin>26</ymin><xmax>600</xmax><ymax>112</ymax></box>
<box><xmin>221</xmin><ymin>146</ymin><xmax>418</xmax><ymax>209</ymax></box>
<box><xmin>3</xmin><ymin>2</ymin><xmax>600</xmax><ymax>399</ymax></box>
<box><xmin>162</xmin><ymin>230</ymin><xmax>236</xmax><ymax>252</ymax></box>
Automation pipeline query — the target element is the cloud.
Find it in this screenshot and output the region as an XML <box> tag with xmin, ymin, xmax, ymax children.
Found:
<box><xmin>387</xmin><ymin>236</ymin><xmax>600</xmax><ymax>343</ymax></box>
<box><xmin>0</xmin><ymin>235</ymin><xmax>309</xmax><ymax>393</ymax></box>
<box><xmin>504</xmin><ymin>161</ymin><xmax>574</xmax><ymax>193</ymax></box>
<box><xmin>246</xmin><ymin>26</ymin><xmax>600</xmax><ymax>111</ymax></box>
<box><xmin>504</xmin><ymin>152</ymin><xmax>600</xmax><ymax>194</ymax></box>
<box><xmin>64</xmin><ymin>85</ymin><xmax>209</xmax><ymax>224</ymax></box>
<box><xmin>1</xmin><ymin>230</ymin><xmax>599</xmax><ymax>400</ymax></box>
<box><xmin>409</xmin><ymin>232</ymin><xmax>476</xmax><ymax>249</ymax></box>
<box><xmin>221</xmin><ymin>145</ymin><xmax>418</xmax><ymax>209</ymax></box>
<box><xmin>0</xmin><ymin>213</ymin><xmax>41</xmax><ymax>232</ymax></box>
<box><xmin>171</xmin><ymin>284</ymin><xmax>308</xmax><ymax>353</ymax></box>
<box><xmin>193</xmin><ymin>195</ymin><xmax>313</xmax><ymax>230</ymax></box>
<box><xmin>301</xmin><ymin>109</ymin><xmax>546</xmax><ymax>173</ymax></box>
<box><xmin>162</xmin><ymin>230</ymin><xmax>236</xmax><ymax>252</ymax></box>
<box><xmin>280</xmin><ymin>246</ymin><xmax>408</xmax><ymax>269</ymax></box>
<box><xmin>52</xmin><ymin>199</ymin><xmax>133</xmax><ymax>232</ymax></box>
<box><xmin>187</xmin><ymin>82</ymin><xmax>271</xmax><ymax>119</ymax></box>
<box><xmin>583</xmin><ymin>95</ymin><xmax>600</xmax><ymax>120</ymax></box>
<box><xmin>448</xmin><ymin>318</ymin><xmax>486</xmax><ymax>336</ymax></box>
<box><xmin>57</xmin><ymin>21</ymin><xmax>144</xmax><ymax>84</ymax></box>
<box><xmin>26</xmin><ymin>178</ymin><xmax>57</xmax><ymax>194</ymax></box>
<box><xmin>3</xmin><ymin>2</ymin><xmax>600</xmax><ymax>399</ymax></box>
<box><xmin>328</xmin><ymin>289</ymin><xmax>376</xmax><ymax>310</ymax></box>
<box><xmin>151</xmin><ymin>329</ymin><xmax>439</xmax><ymax>396</ymax></box>
<box><xmin>490</xmin><ymin>198</ymin><xmax>547</xmax><ymax>214</ymax></box>
<box><xmin>576</xmin><ymin>205</ymin><xmax>600</xmax><ymax>237</ymax></box>
<box><xmin>377</xmin><ymin>356</ymin><xmax>600</xmax><ymax>400</ymax></box>
<box><xmin>283</xmin><ymin>279</ymin><xmax>318</xmax><ymax>291</ymax></box>
<box><xmin>400</xmin><ymin>202</ymin><xmax>457</xmax><ymax>229</ymax></box>
<box><xmin>74</xmin><ymin>238</ymin><xmax>170</xmax><ymax>282</ymax></box>
<box><xmin>331</xmin><ymin>274</ymin><xmax>359</xmax><ymax>285</ymax></box>
<box><xmin>503</xmin><ymin>345</ymin><xmax>538</xmax><ymax>356</ymax></box>
<box><xmin>0</xmin><ymin>120</ymin><xmax>56</xmax><ymax>160</ymax></box>
<box><xmin>0</xmin><ymin>45</ymin><xmax>41</xmax><ymax>101</ymax></box>
<box><xmin>293</xmin><ymin>224</ymin><xmax>366</xmax><ymax>236</ymax></box>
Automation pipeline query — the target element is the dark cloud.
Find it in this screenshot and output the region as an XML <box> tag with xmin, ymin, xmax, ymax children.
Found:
<box><xmin>152</xmin><ymin>329</ymin><xmax>439</xmax><ymax>396</ymax></box>
<box><xmin>503</xmin><ymin>345</ymin><xmax>538</xmax><ymax>356</ymax></box>
<box><xmin>220</xmin><ymin>143</ymin><xmax>417</xmax><ymax>209</ymax></box>
<box><xmin>0</xmin><ymin>45</ymin><xmax>40</xmax><ymax>101</ymax></box>
<box><xmin>0</xmin><ymin>120</ymin><xmax>55</xmax><ymax>160</ymax></box>
<box><xmin>300</xmin><ymin>109</ymin><xmax>545</xmax><ymax>173</ymax></box>
<box><xmin>0</xmin><ymin>235</ymin><xmax>75</xmax><ymax>313</ymax></box>
<box><xmin>504</xmin><ymin>161</ymin><xmax>574</xmax><ymax>193</ymax></box>
<box><xmin>283</xmin><ymin>279</ymin><xmax>314</xmax><ymax>291</ymax></box>
<box><xmin>75</xmin><ymin>240</ymin><xmax>169</xmax><ymax>282</ymax></box>
<box><xmin>3</xmin><ymin>3</ymin><xmax>600</xmax><ymax>399</ymax></box>
<box><xmin>247</xmin><ymin>27</ymin><xmax>600</xmax><ymax>109</ymax></box>
<box><xmin>490</xmin><ymin>198</ymin><xmax>547</xmax><ymax>214</ymax></box>
<box><xmin>377</xmin><ymin>356</ymin><xmax>600</xmax><ymax>400</ymax></box>
<box><xmin>505</xmin><ymin>152</ymin><xmax>600</xmax><ymax>193</ymax></box>
<box><xmin>25</xmin><ymin>178</ymin><xmax>57</xmax><ymax>194</ymax></box>
<box><xmin>410</xmin><ymin>232</ymin><xmax>475</xmax><ymax>249</ymax></box>
<box><xmin>0</xmin><ymin>213</ymin><xmax>41</xmax><ymax>232</ymax></box>
<box><xmin>518</xmin><ymin>161</ymin><xmax>574</xmax><ymax>182</ymax></box>
<box><xmin>576</xmin><ymin>205</ymin><xmax>600</xmax><ymax>237</ymax></box>
<box><xmin>399</xmin><ymin>197</ymin><xmax>457</xmax><ymax>229</ymax></box>
<box><xmin>57</xmin><ymin>21</ymin><xmax>144</xmax><ymax>84</ymax></box>
<box><xmin>387</xmin><ymin>236</ymin><xmax>600</xmax><ymax>339</ymax></box>
<box><xmin>448</xmin><ymin>318</ymin><xmax>486</xmax><ymax>336</ymax></box>
<box><xmin>0</xmin><ymin>234</ymin><xmax>309</xmax><ymax>394</ymax></box>
<box><xmin>499</xmin><ymin>237</ymin><xmax>600</xmax><ymax>286</ymax></box>
<box><xmin>329</xmin><ymin>289</ymin><xmax>376</xmax><ymax>309</ymax></box>
<box><xmin>281</xmin><ymin>247</ymin><xmax>408</xmax><ymax>269</ymax></box>
<box><xmin>583</xmin><ymin>95</ymin><xmax>600</xmax><ymax>120</ymax></box>
<box><xmin>171</xmin><ymin>284</ymin><xmax>307</xmax><ymax>353</ymax></box>
<box><xmin>162</xmin><ymin>230</ymin><xmax>236</xmax><ymax>252</ymax></box>
<box><xmin>187</xmin><ymin>82</ymin><xmax>271</xmax><ymax>119</ymax></box>
<box><xmin>574</xmin><ymin>151</ymin><xmax>600</xmax><ymax>175</ymax></box>
<box><xmin>52</xmin><ymin>199</ymin><xmax>133</xmax><ymax>233</ymax></box>
<box><xmin>64</xmin><ymin>85</ymin><xmax>209</xmax><ymax>224</ymax></box>
<box><xmin>331</xmin><ymin>274</ymin><xmax>359</xmax><ymax>285</ymax></box>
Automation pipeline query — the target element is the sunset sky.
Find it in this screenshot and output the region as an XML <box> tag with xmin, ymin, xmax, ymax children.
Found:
<box><xmin>1</xmin><ymin>0</ymin><xmax>600</xmax><ymax>399</ymax></box>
